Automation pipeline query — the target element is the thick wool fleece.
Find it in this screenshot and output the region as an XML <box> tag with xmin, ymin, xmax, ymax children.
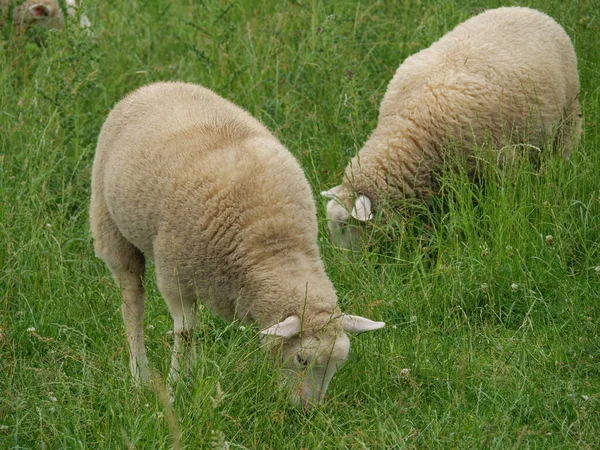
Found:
<box><xmin>340</xmin><ymin>7</ymin><xmax>581</xmax><ymax>210</ymax></box>
<box><xmin>90</xmin><ymin>81</ymin><xmax>340</xmax><ymax>332</ymax></box>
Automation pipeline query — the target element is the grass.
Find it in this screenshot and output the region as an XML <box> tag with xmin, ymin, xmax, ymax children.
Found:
<box><xmin>1</xmin><ymin>0</ymin><xmax>599</xmax><ymax>448</ymax></box>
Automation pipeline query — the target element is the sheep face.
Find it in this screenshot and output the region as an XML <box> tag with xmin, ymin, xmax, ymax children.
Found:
<box><xmin>261</xmin><ymin>314</ymin><xmax>384</xmax><ymax>406</ymax></box>
<box><xmin>282</xmin><ymin>331</ymin><xmax>350</xmax><ymax>407</ymax></box>
<box><xmin>321</xmin><ymin>186</ymin><xmax>373</xmax><ymax>250</ymax></box>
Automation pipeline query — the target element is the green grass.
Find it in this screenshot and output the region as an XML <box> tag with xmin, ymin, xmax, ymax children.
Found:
<box><xmin>1</xmin><ymin>0</ymin><xmax>599</xmax><ymax>448</ymax></box>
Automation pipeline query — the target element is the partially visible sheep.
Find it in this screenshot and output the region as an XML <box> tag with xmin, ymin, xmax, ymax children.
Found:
<box><xmin>90</xmin><ymin>82</ymin><xmax>384</xmax><ymax>406</ymax></box>
<box><xmin>1</xmin><ymin>0</ymin><xmax>90</xmax><ymax>32</ymax></box>
<box><xmin>322</xmin><ymin>7</ymin><xmax>582</xmax><ymax>249</ymax></box>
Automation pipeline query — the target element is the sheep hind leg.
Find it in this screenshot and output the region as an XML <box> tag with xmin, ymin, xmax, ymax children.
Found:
<box><xmin>90</xmin><ymin>195</ymin><xmax>150</xmax><ymax>385</ymax></box>
<box><xmin>119</xmin><ymin>258</ymin><xmax>151</xmax><ymax>386</ymax></box>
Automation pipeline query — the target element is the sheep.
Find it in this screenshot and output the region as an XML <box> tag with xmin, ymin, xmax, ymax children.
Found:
<box><xmin>1</xmin><ymin>0</ymin><xmax>91</xmax><ymax>32</ymax></box>
<box><xmin>322</xmin><ymin>7</ymin><xmax>582</xmax><ymax>250</ymax></box>
<box><xmin>90</xmin><ymin>81</ymin><xmax>385</xmax><ymax>406</ymax></box>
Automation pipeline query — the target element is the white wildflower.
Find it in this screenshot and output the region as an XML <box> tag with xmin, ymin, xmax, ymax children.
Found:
<box><xmin>210</xmin><ymin>429</ymin><xmax>230</xmax><ymax>450</ymax></box>
<box><xmin>399</xmin><ymin>368</ymin><xmax>410</xmax><ymax>378</ymax></box>
<box><xmin>27</xmin><ymin>327</ymin><xmax>36</xmax><ymax>333</ymax></box>
<box><xmin>511</xmin><ymin>283</ymin><xmax>519</xmax><ymax>291</ymax></box>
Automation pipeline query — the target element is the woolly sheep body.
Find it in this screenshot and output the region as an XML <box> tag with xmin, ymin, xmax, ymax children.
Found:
<box><xmin>0</xmin><ymin>0</ymin><xmax>90</xmax><ymax>32</ymax></box>
<box><xmin>90</xmin><ymin>82</ymin><xmax>384</xmax><ymax>405</ymax></box>
<box><xmin>323</xmin><ymin>7</ymin><xmax>581</xmax><ymax>249</ymax></box>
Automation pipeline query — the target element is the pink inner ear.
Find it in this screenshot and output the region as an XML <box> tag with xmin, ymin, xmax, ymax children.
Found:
<box><xmin>31</xmin><ymin>6</ymin><xmax>49</xmax><ymax>17</ymax></box>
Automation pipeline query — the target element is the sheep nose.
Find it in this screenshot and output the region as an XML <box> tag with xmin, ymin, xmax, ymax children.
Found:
<box><xmin>289</xmin><ymin>385</ymin><xmax>323</xmax><ymax>408</ymax></box>
<box><xmin>300</xmin><ymin>386</ymin><xmax>323</xmax><ymax>406</ymax></box>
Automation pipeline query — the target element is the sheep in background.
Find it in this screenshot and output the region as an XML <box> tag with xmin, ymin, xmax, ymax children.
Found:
<box><xmin>322</xmin><ymin>7</ymin><xmax>582</xmax><ymax>250</ymax></box>
<box><xmin>90</xmin><ymin>82</ymin><xmax>385</xmax><ymax>406</ymax></box>
<box><xmin>1</xmin><ymin>0</ymin><xmax>90</xmax><ymax>32</ymax></box>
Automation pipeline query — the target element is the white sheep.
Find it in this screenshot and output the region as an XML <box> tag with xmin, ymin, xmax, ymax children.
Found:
<box><xmin>322</xmin><ymin>7</ymin><xmax>582</xmax><ymax>249</ymax></box>
<box><xmin>90</xmin><ymin>81</ymin><xmax>385</xmax><ymax>406</ymax></box>
<box><xmin>1</xmin><ymin>0</ymin><xmax>90</xmax><ymax>32</ymax></box>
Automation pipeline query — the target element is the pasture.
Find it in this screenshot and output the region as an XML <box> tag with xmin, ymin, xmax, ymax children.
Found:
<box><xmin>1</xmin><ymin>0</ymin><xmax>599</xmax><ymax>448</ymax></box>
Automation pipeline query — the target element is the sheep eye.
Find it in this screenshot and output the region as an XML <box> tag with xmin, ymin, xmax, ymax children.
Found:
<box><xmin>296</xmin><ymin>353</ymin><xmax>308</xmax><ymax>367</ymax></box>
<box><xmin>339</xmin><ymin>222</ymin><xmax>348</xmax><ymax>235</ymax></box>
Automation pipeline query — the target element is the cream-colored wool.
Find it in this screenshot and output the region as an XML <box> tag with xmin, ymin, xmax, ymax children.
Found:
<box><xmin>322</xmin><ymin>7</ymin><xmax>581</xmax><ymax>249</ymax></box>
<box><xmin>1</xmin><ymin>0</ymin><xmax>90</xmax><ymax>31</ymax></box>
<box><xmin>90</xmin><ymin>82</ymin><xmax>384</xmax><ymax>406</ymax></box>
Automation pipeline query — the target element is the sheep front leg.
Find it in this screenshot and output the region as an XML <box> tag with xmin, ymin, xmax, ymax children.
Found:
<box><xmin>168</xmin><ymin>312</ymin><xmax>197</xmax><ymax>385</ymax></box>
<box><xmin>558</xmin><ymin>101</ymin><xmax>583</xmax><ymax>160</ymax></box>
<box><xmin>155</xmin><ymin>268</ymin><xmax>198</xmax><ymax>386</ymax></box>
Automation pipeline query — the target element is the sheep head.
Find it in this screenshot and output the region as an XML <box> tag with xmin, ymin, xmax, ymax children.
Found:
<box><xmin>260</xmin><ymin>314</ymin><xmax>384</xmax><ymax>407</ymax></box>
<box><xmin>321</xmin><ymin>185</ymin><xmax>373</xmax><ymax>250</ymax></box>
<box><xmin>13</xmin><ymin>2</ymin><xmax>61</xmax><ymax>29</ymax></box>
<box><xmin>12</xmin><ymin>1</ymin><xmax>91</xmax><ymax>31</ymax></box>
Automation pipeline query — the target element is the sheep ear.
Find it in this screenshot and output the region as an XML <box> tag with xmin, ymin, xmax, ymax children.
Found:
<box><xmin>351</xmin><ymin>195</ymin><xmax>373</xmax><ymax>221</ymax></box>
<box><xmin>28</xmin><ymin>4</ymin><xmax>53</xmax><ymax>17</ymax></box>
<box><xmin>78</xmin><ymin>13</ymin><xmax>91</xmax><ymax>28</ymax></box>
<box><xmin>260</xmin><ymin>315</ymin><xmax>301</xmax><ymax>338</ymax></box>
<box><xmin>321</xmin><ymin>185</ymin><xmax>343</xmax><ymax>200</ymax></box>
<box><xmin>342</xmin><ymin>315</ymin><xmax>385</xmax><ymax>333</ymax></box>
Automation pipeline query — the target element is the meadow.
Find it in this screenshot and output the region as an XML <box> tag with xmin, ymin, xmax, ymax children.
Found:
<box><xmin>1</xmin><ymin>0</ymin><xmax>599</xmax><ymax>448</ymax></box>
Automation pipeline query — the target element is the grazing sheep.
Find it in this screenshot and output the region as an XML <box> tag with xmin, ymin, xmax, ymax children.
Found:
<box><xmin>322</xmin><ymin>7</ymin><xmax>582</xmax><ymax>249</ymax></box>
<box><xmin>1</xmin><ymin>0</ymin><xmax>91</xmax><ymax>32</ymax></box>
<box><xmin>90</xmin><ymin>82</ymin><xmax>385</xmax><ymax>406</ymax></box>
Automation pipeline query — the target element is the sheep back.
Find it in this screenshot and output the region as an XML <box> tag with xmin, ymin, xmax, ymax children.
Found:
<box><xmin>91</xmin><ymin>82</ymin><xmax>322</xmax><ymax>322</ymax></box>
<box><xmin>344</xmin><ymin>7</ymin><xmax>581</xmax><ymax>203</ymax></box>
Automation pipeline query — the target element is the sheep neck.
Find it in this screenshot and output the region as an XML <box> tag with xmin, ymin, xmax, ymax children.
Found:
<box><xmin>240</xmin><ymin>255</ymin><xmax>340</xmax><ymax>330</ymax></box>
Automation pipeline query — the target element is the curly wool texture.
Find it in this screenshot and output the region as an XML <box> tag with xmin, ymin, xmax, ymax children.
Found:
<box><xmin>338</xmin><ymin>7</ymin><xmax>581</xmax><ymax>212</ymax></box>
<box><xmin>89</xmin><ymin>82</ymin><xmax>386</xmax><ymax>406</ymax></box>
<box><xmin>91</xmin><ymin>81</ymin><xmax>339</xmax><ymax>331</ymax></box>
